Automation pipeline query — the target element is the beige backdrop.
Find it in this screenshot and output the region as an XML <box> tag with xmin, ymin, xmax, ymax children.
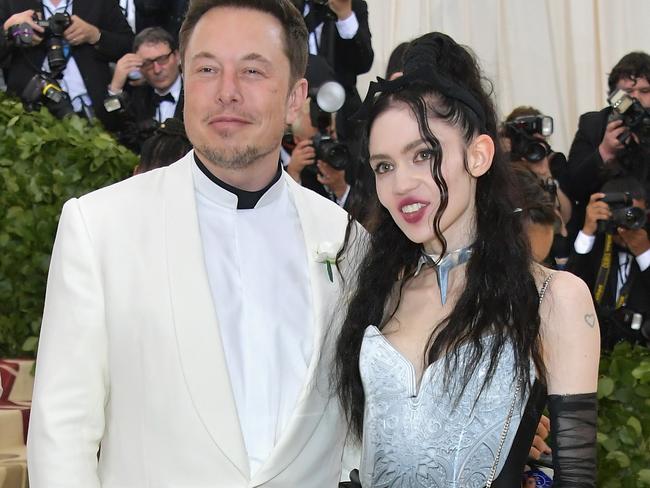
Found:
<box><xmin>359</xmin><ymin>0</ymin><xmax>650</xmax><ymax>153</ymax></box>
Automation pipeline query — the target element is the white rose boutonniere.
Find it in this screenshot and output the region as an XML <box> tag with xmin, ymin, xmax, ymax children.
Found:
<box><xmin>315</xmin><ymin>241</ymin><xmax>340</xmax><ymax>282</ymax></box>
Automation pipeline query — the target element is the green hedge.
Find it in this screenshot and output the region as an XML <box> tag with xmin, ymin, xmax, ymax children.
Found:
<box><xmin>0</xmin><ymin>92</ymin><xmax>137</xmax><ymax>357</ymax></box>
<box><xmin>597</xmin><ymin>342</ymin><xmax>650</xmax><ymax>486</ymax></box>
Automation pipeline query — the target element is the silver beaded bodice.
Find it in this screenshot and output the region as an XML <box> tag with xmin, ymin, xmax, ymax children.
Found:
<box><xmin>359</xmin><ymin>326</ymin><xmax>533</xmax><ymax>488</ymax></box>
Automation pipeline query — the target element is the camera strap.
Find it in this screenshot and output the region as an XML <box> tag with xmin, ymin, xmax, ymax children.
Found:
<box><xmin>594</xmin><ymin>233</ymin><xmax>613</xmax><ymax>306</ymax></box>
<box><xmin>41</xmin><ymin>0</ymin><xmax>71</xmax><ymax>19</ymax></box>
<box><xmin>594</xmin><ymin>233</ymin><xmax>635</xmax><ymax>308</ymax></box>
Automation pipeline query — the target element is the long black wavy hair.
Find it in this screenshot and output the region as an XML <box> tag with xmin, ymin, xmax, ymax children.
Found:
<box><xmin>334</xmin><ymin>32</ymin><xmax>546</xmax><ymax>441</ymax></box>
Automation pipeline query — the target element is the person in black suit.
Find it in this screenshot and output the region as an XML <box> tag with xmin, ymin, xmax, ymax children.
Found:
<box><xmin>134</xmin><ymin>0</ymin><xmax>187</xmax><ymax>41</ymax></box>
<box><xmin>104</xmin><ymin>26</ymin><xmax>183</xmax><ymax>153</ymax></box>
<box><xmin>566</xmin><ymin>177</ymin><xmax>650</xmax><ymax>349</ymax></box>
<box><xmin>562</xmin><ymin>51</ymin><xmax>650</xmax><ymax>238</ymax></box>
<box><xmin>0</xmin><ymin>0</ymin><xmax>133</xmax><ymax>125</ymax></box>
<box><xmin>291</xmin><ymin>0</ymin><xmax>373</xmax><ymax>142</ymax></box>
<box><xmin>281</xmin><ymin>53</ymin><xmax>366</xmax><ymax>222</ymax></box>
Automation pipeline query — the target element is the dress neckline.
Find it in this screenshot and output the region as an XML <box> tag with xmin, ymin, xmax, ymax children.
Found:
<box><xmin>364</xmin><ymin>325</ymin><xmax>485</xmax><ymax>398</ymax></box>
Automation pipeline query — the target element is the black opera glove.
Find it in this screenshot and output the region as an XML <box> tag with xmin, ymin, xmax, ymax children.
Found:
<box><xmin>548</xmin><ymin>392</ymin><xmax>597</xmax><ymax>487</ymax></box>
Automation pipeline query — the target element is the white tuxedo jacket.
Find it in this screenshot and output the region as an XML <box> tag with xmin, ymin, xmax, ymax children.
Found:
<box><xmin>27</xmin><ymin>153</ymin><xmax>356</xmax><ymax>488</ymax></box>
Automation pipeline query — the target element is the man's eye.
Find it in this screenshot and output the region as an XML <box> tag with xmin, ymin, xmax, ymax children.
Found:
<box><xmin>373</xmin><ymin>162</ymin><xmax>393</xmax><ymax>174</ymax></box>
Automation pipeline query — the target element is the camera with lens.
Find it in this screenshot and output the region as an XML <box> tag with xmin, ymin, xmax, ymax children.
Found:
<box><xmin>608</xmin><ymin>89</ymin><xmax>650</xmax><ymax>146</ymax></box>
<box><xmin>597</xmin><ymin>192</ymin><xmax>648</xmax><ymax>233</ymax></box>
<box><xmin>21</xmin><ymin>73</ymin><xmax>74</xmax><ymax>119</ymax></box>
<box><xmin>308</xmin><ymin>80</ymin><xmax>350</xmax><ymax>170</ymax></box>
<box><xmin>34</xmin><ymin>12</ymin><xmax>71</xmax><ymax>37</ymax></box>
<box><xmin>6</xmin><ymin>22</ymin><xmax>34</xmax><ymax>46</ymax></box>
<box><xmin>505</xmin><ymin>115</ymin><xmax>554</xmax><ymax>162</ymax></box>
<box><xmin>33</xmin><ymin>12</ymin><xmax>71</xmax><ymax>75</ymax></box>
<box><xmin>312</xmin><ymin>133</ymin><xmax>350</xmax><ymax>170</ymax></box>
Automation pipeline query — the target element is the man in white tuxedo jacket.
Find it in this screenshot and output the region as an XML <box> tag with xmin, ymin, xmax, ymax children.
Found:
<box><xmin>27</xmin><ymin>1</ymin><xmax>360</xmax><ymax>486</ymax></box>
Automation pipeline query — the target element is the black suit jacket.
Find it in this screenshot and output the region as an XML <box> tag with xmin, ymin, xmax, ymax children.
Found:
<box><xmin>316</xmin><ymin>0</ymin><xmax>373</xmax><ymax>91</ymax></box>
<box><xmin>134</xmin><ymin>0</ymin><xmax>187</xmax><ymax>41</ymax></box>
<box><xmin>563</xmin><ymin>107</ymin><xmax>611</xmax><ymax>206</ymax></box>
<box><xmin>561</xmin><ymin>107</ymin><xmax>611</xmax><ymax>239</ymax></box>
<box><xmin>0</xmin><ymin>0</ymin><xmax>133</xmax><ymax>126</ymax></box>
<box><xmin>107</xmin><ymin>78</ymin><xmax>184</xmax><ymax>153</ymax></box>
<box><xmin>311</xmin><ymin>0</ymin><xmax>373</xmax><ymax>140</ymax></box>
<box><xmin>566</xmin><ymin>234</ymin><xmax>650</xmax><ymax>347</ymax></box>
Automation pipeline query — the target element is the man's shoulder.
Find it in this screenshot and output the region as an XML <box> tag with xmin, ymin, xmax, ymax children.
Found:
<box><xmin>288</xmin><ymin>175</ymin><xmax>349</xmax><ymax>222</ymax></box>
<box><xmin>76</xmin><ymin>154</ymin><xmax>190</xmax><ymax>215</ymax></box>
<box><xmin>352</xmin><ymin>0</ymin><xmax>369</xmax><ymax>13</ymax></box>
<box><xmin>578</xmin><ymin>107</ymin><xmax>611</xmax><ymax>129</ymax></box>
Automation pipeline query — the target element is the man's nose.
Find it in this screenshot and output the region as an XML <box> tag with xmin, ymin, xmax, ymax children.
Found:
<box><xmin>217</xmin><ymin>68</ymin><xmax>242</xmax><ymax>105</ymax></box>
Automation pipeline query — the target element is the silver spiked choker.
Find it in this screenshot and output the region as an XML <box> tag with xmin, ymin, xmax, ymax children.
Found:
<box><xmin>414</xmin><ymin>246</ymin><xmax>473</xmax><ymax>305</ymax></box>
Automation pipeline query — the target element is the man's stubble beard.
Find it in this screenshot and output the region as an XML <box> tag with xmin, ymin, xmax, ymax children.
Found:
<box><xmin>192</xmin><ymin>122</ymin><xmax>283</xmax><ymax>170</ymax></box>
<box><xmin>194</xmin><ymin>122</ymin><xmax>287</xmax><ymax>169</ymax></box>
<box><xmin>194</xmin><ymin>142</ymin><xmax>275</xmax><ymax>170</ymax></box>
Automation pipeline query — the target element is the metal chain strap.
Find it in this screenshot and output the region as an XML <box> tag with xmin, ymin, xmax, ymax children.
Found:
<box><xmin>485</xmin><ymin>381</ymin><xmax>522</xmax><ymax>487</ymax></box>
<box><xmin>485</xmin><ymin>273</ymin><xmax>554</xmax><ymax>485</ymax></box>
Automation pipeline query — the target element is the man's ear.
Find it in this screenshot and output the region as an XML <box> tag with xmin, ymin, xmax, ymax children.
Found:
<box><xmin>467</xmin><ymin>134</ymin><xmax>495</xmax><ymax>177</ymax></box>
<box><xmin>285</xmin><ymin>78</ymin><xmax>308</xmax><ymax>126</ymax></box>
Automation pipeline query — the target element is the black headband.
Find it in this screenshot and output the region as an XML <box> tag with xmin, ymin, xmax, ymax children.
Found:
<box><xmin>355</xmin><ymin>65</ymin><xmax>487</xmax><ymax>134</ymax></box>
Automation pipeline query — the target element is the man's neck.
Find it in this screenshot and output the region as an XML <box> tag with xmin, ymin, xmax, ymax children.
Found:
<box><xmin>195</xmin><ymin>148</ymin><xmax>280</xmax><ymax>192</ymax></box>
<box><xmin>154</xmin><ymin>74</ymin><xmax>181</xmax><ymax>96</ymax></box>
<box><xmin>50</xmin><ymin>0</ymin><xmax>63</xmax><ymax>7</ymax></box>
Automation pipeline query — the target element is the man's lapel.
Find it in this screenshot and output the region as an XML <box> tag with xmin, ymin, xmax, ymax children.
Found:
<box><xmin>251</xmin><ymin>176</ymin><xmax>342</xmax><ymax>485</ymax></box>
<box><xmin>163</xmin><ymin>153</ymin><xmax>250</xmax><ymax>480</ymax></box>
<box><xmin>319</xmin><ymin>18</ymin><xmax>336</xmax><ymax>67</ymax></box>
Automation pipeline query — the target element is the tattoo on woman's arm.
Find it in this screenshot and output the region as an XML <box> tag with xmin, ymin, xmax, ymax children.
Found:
<box><xmin>584</xmin><ymin>314</ymin><xmax>596</xmax><ymax>328</ymax></box>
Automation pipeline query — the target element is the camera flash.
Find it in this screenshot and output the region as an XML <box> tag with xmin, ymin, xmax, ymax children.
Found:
<box><xmin>541</xmin><ymin>116</ymin><xmax>553</xmax><ymax>137</ymax></box>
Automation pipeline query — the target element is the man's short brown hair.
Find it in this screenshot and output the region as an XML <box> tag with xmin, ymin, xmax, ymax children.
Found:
<box><xmin>179</xmin><ymin>0</ymin><xmax>309</xmax><ymax>84</ymax></box>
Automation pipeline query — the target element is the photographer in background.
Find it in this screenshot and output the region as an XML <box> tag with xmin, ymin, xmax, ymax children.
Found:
<box><xmin>566</xmin><ymin>177</ymin><xmax>650</xmax><ymax>349</ymax></box>
<box><xmin>282</xmin><ymin>54</ymin><xmax>352</xmax><ymax>208</ymax></box>
<box><xmin>503</xmin><ymin>106</ymin><xmax>573</xmax><ymax>267</ymax></box>
<box><xmin>290</xmin><ymin>0</ymin><xmax>373</xmax><ymax>142</ymax></box>
<box><xmin>563</xmin><ymin>51</ymin><xmax>650</xmax><ymax>238</ymax></box>
<box><xmin>283</xmin><ymin>92</ymin><xmax>351</xmax><ymax>206</ymax></box>
<box><xmin>104</xmin><ymin>27</ymin><xmax>182</xmax><ymax>153</ymax></box>
<box><xmin>0</xmin><ymin>0</ymin><xmax>133</xmax><ymax>125</ymax></box>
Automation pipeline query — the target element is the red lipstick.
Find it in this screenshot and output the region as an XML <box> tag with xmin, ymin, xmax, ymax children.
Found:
<box><xmin>398</xmin><ymin>197</ymin><xmax>430</xmax><ymax>224</ymax></box>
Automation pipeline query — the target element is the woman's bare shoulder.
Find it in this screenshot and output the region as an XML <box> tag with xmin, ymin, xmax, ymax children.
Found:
<box><xmin>532</xmin><ymin>265</ymin><xmax>591</xmax><ymax>306</ymax></box>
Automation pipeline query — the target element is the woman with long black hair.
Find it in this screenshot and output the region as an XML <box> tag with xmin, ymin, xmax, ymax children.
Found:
<box><xmin>335</xmin><ymin>32</ymin><xmax>599</xmax><ymax>487</ymax></box>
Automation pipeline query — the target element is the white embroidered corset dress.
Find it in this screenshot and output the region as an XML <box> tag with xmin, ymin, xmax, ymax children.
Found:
<box><xmin>359</xmin><ymin>326</ymin><xmax>533</xmax><ymax>488</ymax></box>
